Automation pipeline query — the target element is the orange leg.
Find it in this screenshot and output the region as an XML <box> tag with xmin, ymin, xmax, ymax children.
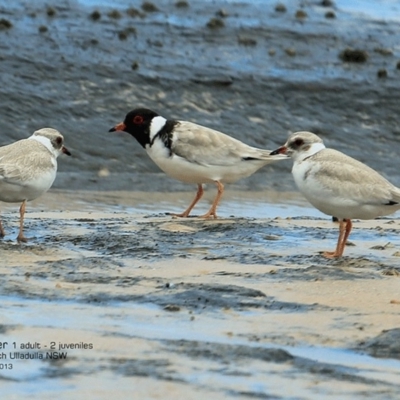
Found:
<box><xmin>199</xmin><ymin>181</ymin><xmax>224</xmax><ymax>219</ymax></box>
<box><xmin>323</xmin><ymin>219</ymin><xmax>352</xmax><ymax>258</ymax></box>
<box><xmin>172</xmin><ymin>184</ymin><xmax>204</xmax><ymax>218</ymax></box>
<box><xmin>17</xmin><ymin>200</ymin><xmax>28</xmax><ymax>243</ymax></box>
<box><xmin>339</xmin><ymin>219</ymin><xmax>352</xmax><ymax>256</ymax></box>
<box><xmin>0</xmin><ymin>215</ymin><xmax>5</xmax><ymax>238</ymax></box>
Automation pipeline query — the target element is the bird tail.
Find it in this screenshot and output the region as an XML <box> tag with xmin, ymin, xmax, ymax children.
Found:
<box><xmin>244</xmin><ymin>148</ymin><xmax>289</xmax><ymax>163</ymax></box>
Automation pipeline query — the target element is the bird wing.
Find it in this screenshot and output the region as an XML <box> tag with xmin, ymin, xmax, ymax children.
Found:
<box><xmin>0</xmin><ymin>162</ymin><xmax>24</xmax><ymax>185</ymax></box>
<box><xmin>171</xmin><ymin>121</ymin><xmax>284</xmax><ymax>166</ymax></box>
<box><xmin>0</xmin><ymin>142</ymin><xmax>27</xmax><ymax>185</ymax></box>
<box><xmin>313</xmin><ymin>149</ymin><xmax>400</xmax><ymax>206</ymax></box>
<box><xmin>0</xmin><ymin>139</ymin><xmax>53</xmax><ymax>185</ymax></box>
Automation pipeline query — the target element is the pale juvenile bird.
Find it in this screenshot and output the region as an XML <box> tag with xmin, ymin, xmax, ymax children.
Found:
<box><xmin>0</xmin><ymin>128</ymin><xmax>71</xmax><ymax>242</ymax></box>
<box><xmin>110</xmin><ymin>108</ymin><xmax>286</xmax><ymax>218</ymax></box>
<box><xmin>270</xmin><ymin>131</ymin><xmax>400</xmax><ymax>258</ymax></box>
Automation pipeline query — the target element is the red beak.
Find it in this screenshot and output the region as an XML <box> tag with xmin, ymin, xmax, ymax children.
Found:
<box><xmin>270</xmin><ymin>146</ymin><xmax>287</xmax><ymax>156</ymax></box>
<box><xmin>109</xmin><ymin>122</ymin><xmax>126</xmax><ymax>132</ymax></box>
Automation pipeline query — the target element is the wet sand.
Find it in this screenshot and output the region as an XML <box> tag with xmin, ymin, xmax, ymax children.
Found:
<box><xmin>1</xmin><ymin>191</ymin><xmax>400</xmax><ymax>399</ymax></box>
<box><xmin>1</xmin><ymin>0</ymin><xmax>400</xmax><ymax>398</ymax></box>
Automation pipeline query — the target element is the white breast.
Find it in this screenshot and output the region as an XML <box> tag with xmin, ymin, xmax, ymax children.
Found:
<box><xmin>0</xmin><ymin>166</ymin><xmax>57</xmax><ymax>203</ymax></box>
<box><xmin>146</xmin><ymin>138</ymin><xmax>270</xmax><ymax>184</ymax></box>
<box><xmin>145</xmin><ymin>140</ymin><xmax>214</xmax><ymax>183</ymax></box>
<box><xmin>292</xmin><ymin>158</ymin><xmax>400</xmax><ymax>220</ymax></box>
<box><xmin>292</xmin><ymin>159</ymin><xmax>343</xmax><ymax>217</ymax></box>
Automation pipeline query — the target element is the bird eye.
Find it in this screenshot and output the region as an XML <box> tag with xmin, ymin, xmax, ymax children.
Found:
<box><xmin>56</xmin><ymin>137</ymin><xmax>63</xmax><ymax>145</ymax></box>
<box><xmin>294</xmin><ymin>138</ymin><xmax>304</xmax><ymax>147</ymax></box>
<box><xmin>133</xmin><ymin>115</ymin><xmax>144</xmax><ymax>124</ymax></box>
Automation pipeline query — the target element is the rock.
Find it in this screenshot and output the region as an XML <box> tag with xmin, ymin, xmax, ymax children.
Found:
<box><xmin>339</xmin><ymin>48</ymin><xmax>368</xmax><ymax>63</ymax></box>
<box><xmin>216</xmin><ymin>9</ymin><xmax>229</xmax><ymax>18</ymax></box>
<box><xmin>357</xmin><ymin>329</ymin><xmax>400</xmax><ymax>359</ymax></box>
<box><xmin>238</xmin><ymin>36</ymin><xmax>257</xmax><ymax>46</ymax></box>
<box><xmin>108</xmin><ymin>10</ymin><xmax>122</xmax><ymax>19</ymax></box>
<box><xmin>90</xmin><ymin>11</ymin><xmax>101</xmax><ymax>21</ymax></box>
<box><xmin>374</xmin><ymin>47</ymin><xmax>393</xmax><ymax>56</ymax></box>
<box><xmin>126</xmin><ymin>7</ymin><xmax>142</xmax><ymax>17</ymax></box>
<box><xmin>175</xmin><ymin>1</ymin><xmax>189</xmax><ymax>8</ymax></box>
<box><xmin>206</xmin><ymin>17</ymin><xmax>225</xmax><ymax>29</ymax></box>
<box><xmin>285</xmin><ymin>48</ymin><xmax>296</xmax><ymax>56</ymax></box>
<box><xmin>295</xmin><ymin>10</ymin><xmax>308</xmax><ymax>19</ymax></box>
<box><xmin>46</xmin><ymin>7</ymin><xmax>56</xmax><ymax>17</ymax></box>
<box><xmin>377</xmin><ymin>69</ymin><xmax>388</xmax><ymax>78</ymax></box>
<box><xmin>0</xmin><ymin>18</ymin><xmax>13</xmax><ymax>30</ymax></box>
<box><xmin>275</xmin><ymin>4</ymin><xmax>287</xmax><ymax>13</ymax></box>
<box><xmin>141</xmin><ymin>2</ymin><xmax>159</xmax><ymax>13</ymax></box>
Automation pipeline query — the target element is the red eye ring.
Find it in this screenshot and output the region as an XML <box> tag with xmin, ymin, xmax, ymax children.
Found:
<box><xmin>133</xmin><ymin>115</ymin><xmax>144</xmax><ymax>124</ymax></box>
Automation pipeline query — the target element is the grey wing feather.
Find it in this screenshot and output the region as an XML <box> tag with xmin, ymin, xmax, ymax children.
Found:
<box><xmin>0</xmin><ymin>139</ymin><xmax>52</xmax><ymax>185</ymax></box>
<box><xmin>0</xmin><ymin>145</ymin><xmax>25</xmax><ymax>185</ymax></box>
<box><xmin>0</xmin><ymin>162</ymin><xmax>24</xmax><ymax>185</ymax></box>
<box><xmin>171</xmin><ymin>121</ymin><xmax>282</xmax><ymax>166</ymax></box>
<box><xmin>314</xmin><ymin>149</ymin><xmax>400</xmax><ymax>206</ymax></box>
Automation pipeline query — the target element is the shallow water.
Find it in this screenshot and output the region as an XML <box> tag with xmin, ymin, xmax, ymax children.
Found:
<box><xmin>1</xmin><ymin>0</ymin><xmax>400</xmax><ymax>398</ymax></box>
<box><xmin>1</xmin><ymin>285</ymin><xmax>400</xmax><ymax>399</ymax></box>
<box><xmin>335</xmin><ymin>0</ymin><xmax>400</xmax><ymax>21</ymax></box>
<box><xmin>125</xmin><ymin>197</ymin><xmax>324</xmax><ymax>219</ymax></box>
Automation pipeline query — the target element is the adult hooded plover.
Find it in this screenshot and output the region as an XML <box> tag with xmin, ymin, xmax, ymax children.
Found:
<box><xmin>0</xmin><ymin>128</ymin><xmax>71</xmax><ymax>242</ymax></box>
<box><xmin>270</xmin><ymin>131</ymin><xmax>400</xmax><ymax>258</ymax></box>
<box><xmin>110</xmin><ymin>108</ymin><xmax>286</xmax><ymax>218</ymax></box>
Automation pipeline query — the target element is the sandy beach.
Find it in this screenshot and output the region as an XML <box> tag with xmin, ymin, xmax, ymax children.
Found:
<box><xmin>1</xmin><ymin>0</ymin><xmax>400</xmax><ymax>398</ymax></box>
<box><xmin>1</xmin><ymin>191</ymin><xmax>400</xmax><ymax>399</ymax></box>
